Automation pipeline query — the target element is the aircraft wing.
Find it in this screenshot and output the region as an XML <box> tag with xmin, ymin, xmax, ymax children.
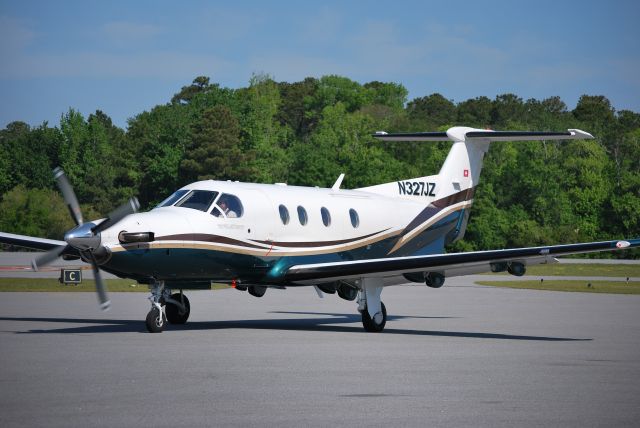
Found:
<box><xmin>0</xmin><ymin>231</ymin><xmax>67</xmax><ymax>252</ymax></box>
<box><xmin>282</xmin><ymin>238</ymin><xmax>640</xmax><ymax>283</ymax></box>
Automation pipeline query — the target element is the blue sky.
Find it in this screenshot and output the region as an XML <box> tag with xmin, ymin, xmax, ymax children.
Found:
<box><xmin>1</xmin><ymin>0</ymin><xmax>638</xmax><ymax>129</ymax></box>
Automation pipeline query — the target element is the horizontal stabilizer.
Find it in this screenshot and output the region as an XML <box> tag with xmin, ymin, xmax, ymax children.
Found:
<box><xmin>373</xmin><ymin>127</ymin><xmax>594</xmax><ymax>143</ymax></box>
<box><xmin>464</xmin><ymin>129</ymin><xmax>594</xmax><ymax>142</ymax></box>
<box><xmin>373</xmin><ymin>131</ymin><xmax>449</xmax><ymax>141</ymax></box>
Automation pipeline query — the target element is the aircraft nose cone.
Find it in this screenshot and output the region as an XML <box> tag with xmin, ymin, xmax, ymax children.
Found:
<box><xmin>65</xmin><ymin>223</ymin><xmax>101</xmax><ymax>250</ymax></box>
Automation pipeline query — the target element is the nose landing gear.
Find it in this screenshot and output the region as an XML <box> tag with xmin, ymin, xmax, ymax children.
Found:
<box><xmin>145</xmin><ymin>281</ymin><xmax>191</xmax><ymax>333</ymax></box>
<box><xmin>145</xmin><ymin>307</ymin><xmax>165</xmax><ymax>333</ymax></box>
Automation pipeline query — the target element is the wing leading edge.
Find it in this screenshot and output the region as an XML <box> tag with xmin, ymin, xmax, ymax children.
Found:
<box><xmin>282</xmin><ymin>238</ymin><xmax>640</xmax><ymax>283</ymax></box>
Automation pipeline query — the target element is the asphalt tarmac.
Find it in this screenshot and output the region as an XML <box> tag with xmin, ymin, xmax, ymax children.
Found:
<box><xmin>1</xmin><ymin>280</ymin><xmax>639</xmax><ymax>427</ymax></box>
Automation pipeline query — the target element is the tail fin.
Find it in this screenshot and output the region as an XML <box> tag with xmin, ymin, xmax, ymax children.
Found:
<box><xmin>358</xmin><ymin>126</ymin><xmax>594</xmax><ymax>249</ymax></box>
<box><xmin>362</xmin><ymin>127</ymin><xmax>593</xmax><ymax>200</ymax></box>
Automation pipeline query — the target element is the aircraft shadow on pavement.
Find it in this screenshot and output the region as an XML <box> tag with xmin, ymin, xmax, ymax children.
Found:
<box><xmin>0</xmin><ymin>315</ymin><xmax>591</xmax><ymax>341</ymax></box>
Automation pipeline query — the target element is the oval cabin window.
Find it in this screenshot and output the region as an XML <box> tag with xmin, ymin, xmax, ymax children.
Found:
<box><xmin>279</xmin><ymin>204</ymin><xmax>290</xmax><ymax>225</ymax></box>
<box><xmin>321</xmin><ymin>207</ymin><xmax>331</xmax><ymax>227</ymax></box>
<box><xmin>297</xmin><ymin>206</ymin><xmax>308</xmax><ymax>226</ymax></box>
<box><xmin>349</xmin><ymin>208</ymin><xmax>359</xmax><ymax>228</ymax></box>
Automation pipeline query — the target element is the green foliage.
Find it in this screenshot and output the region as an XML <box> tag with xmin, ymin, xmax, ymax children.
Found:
<box><xmin>456</xmin><ymin>96</ymin><xmax>492</xmax><ymax>126</ymax></box>
<box><xmin>238</xmin><ymin>74</ymin><xmax>290</xmax><ymax>183</ymax></box>
<box><xmin>171</xmin><ymin>76</ymin><xmax>213</xmax><ymax>105</ymax></box>
<box><xmin>1</xmin><ymin>121</ymin><xmax>60</xmax><ymax>193</ymax></box>
<box><xmin>127</xmin><ymin>103</ymin><xmax>192</xmax><ymax>207</ymax></box>
<box><xmin>289</xmin><ymin>103</ymin><xmax>404</xmax><ymax>188</ymax></box>
<box><xmin>0</xmin><ymin>185</ymin><xmax>73</xmax><ymax>239</ymax></box>
<box><xmin>276</xmin><ymin>77</ymin><xmax>319</xmax><ymax>138</ymax></box>
<box><xmin>362</xmin><ymin>81</ymin><xmax>409</xmax><ymax>111</ymax></box>
<box><xmin>573</xmin><ymin>95</ymin><xmax>616</xmax><ymax>134</ymax></box>
<box><xmin>180</xmin><ymin>105</ymin><xmax>254</xmax><ymax>182</ymax></box>
<box><xmin>407</xmin><ymin>93</ymin><xmax>456</xmax><ymax>128</ymax></box>
<box><xmin>1</xmin><ymin>75</ymin><xmax>638</xmax><ymax>257</ymax></box>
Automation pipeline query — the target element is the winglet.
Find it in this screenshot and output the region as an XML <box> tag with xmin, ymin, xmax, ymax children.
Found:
<box><xmin>568</xmin><ymin>129</ymin><xmax>594</xmax><ymax>139</ymax></box>
<box><xmin>616</xmin><ymin>241</ymin><xmax>630</xmax><ymax>248</ymax></box>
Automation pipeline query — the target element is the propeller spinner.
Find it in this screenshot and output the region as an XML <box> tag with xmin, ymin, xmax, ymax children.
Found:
<box><xmin>33</xmin><ymin>168</ymin><xmax>139</xmax><ymax>311</ymax></box>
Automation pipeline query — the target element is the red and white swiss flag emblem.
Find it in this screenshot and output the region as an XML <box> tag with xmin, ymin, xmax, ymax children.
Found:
<box><xmin>463</xmin><ymin>169</ymin><xmax>469</xmax><ymax>177</ymax></box>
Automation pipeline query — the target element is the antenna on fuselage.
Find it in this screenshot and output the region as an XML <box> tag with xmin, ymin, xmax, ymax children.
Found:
<box><xmin>331</xmin><ymin>173</ymin><xmax>345</xmax><ymax>191</ymax></box>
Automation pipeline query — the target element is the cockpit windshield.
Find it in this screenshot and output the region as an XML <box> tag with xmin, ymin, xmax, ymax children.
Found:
<box><xmin>174</xmin><ymin>190</ymin><xmax>219</xmax><ymax>212</ymax></box>
<box><xmin>155</xmin><ymin>189</ymin><xmax>242</xmax><ymax>217</ymax></box>
<box><xmin>156</xmin><ymin>189</ymin><xmax>189</xmax><ymax>208</ymax></box>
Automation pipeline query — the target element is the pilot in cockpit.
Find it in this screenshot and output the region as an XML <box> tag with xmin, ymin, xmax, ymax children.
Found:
<box><xmin>218</xmin><ymin>197</ymin><xmax>237</xmax><ymax>218</ymax></box>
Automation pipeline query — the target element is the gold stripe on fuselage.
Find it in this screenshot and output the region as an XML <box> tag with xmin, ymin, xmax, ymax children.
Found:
<box><xmin>109</xmin><ymin>228</ymin><xmax>402</xmax><ymax>257</ymax></box>
<box><xmin>387</xmin><ymin>200</ymin><xmax>473</xmax><ymax>255</ymax></box>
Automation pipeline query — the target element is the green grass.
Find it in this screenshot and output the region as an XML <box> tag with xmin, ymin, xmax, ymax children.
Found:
<box><xmin>486</xmin><ymin>263</ymin><xmax>640</xmax><ymax>277</ymax></box>
<box><xmin>476</xmin><ymin>280</ymin><xmax>640</xmax><ymax>294</ymax></box>
<box><xmin>0</xmin><ymin>278</ymin><xmax>230</xmax><ymax>292</ymax></box>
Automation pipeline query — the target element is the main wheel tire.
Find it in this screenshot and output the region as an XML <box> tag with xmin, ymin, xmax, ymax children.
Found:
<box><xmin>361</xmin><ymin>302</ymin><xmax>387</xmax><ymax>332</ymax></box>
<box><xmin>145</xmin><ymin>308</ymin><xmax>165</xmax><ymax>333</ymax></box>
<box><xmin>165</xmin><ymin>293</ymin><xmax>190</xmax><ymax>324</ymax></box>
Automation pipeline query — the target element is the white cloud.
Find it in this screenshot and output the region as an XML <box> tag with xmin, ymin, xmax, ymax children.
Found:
<box><xmin>248</xmin><ymin>54</ymin><xmax>349</xmax><ymax>82</ymax></box>
<box><xmin>0</xmin><ymin>51</ymin><xmax>235</xmax><ymax>79</ymax></box>
<box><xmin>0</xmin><ymin>15</ymin><xmax>36</xmax><ymax>55</ymax></box>
<box><xmin>102</xmin><ymin>21</ymin><xmax>162</xmax><ymax>46</ymax></box>
<box><xmin>197</xmin><ymin>6</ymin><xmax>262</xmax><ymax>42</ymax></box>
<box><xmin>297</xmin><ymin>7</ymin><xmax>344</xmax><ymax>46</ymax></box>
<box><xmin>610</xmin><ymin>58</ymin><xmax>640</xmax><ymax>88</ymax></box>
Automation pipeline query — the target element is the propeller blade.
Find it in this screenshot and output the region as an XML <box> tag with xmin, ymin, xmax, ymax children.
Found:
<box><xmin>87</xmin><ymin>251</ymin><xmax>111</xmax><ymax>311</ymax></box>
<box><xmin>53</xmin><ymin>167</ymin><xmax>83</xmax><ymax>226</ymax></box>
<box><xmin>32</xmin><ymin>245</ymin><xmax>70</xmax><ymax>271</ymax></box>
<box><xmin>93</xmin><ymin>197</ymin><xmax>140</xmax><ymax>234</ymax></box>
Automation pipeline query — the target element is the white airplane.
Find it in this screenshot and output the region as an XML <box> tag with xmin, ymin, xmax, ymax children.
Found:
<box><xmin>1</xmin><ymin>126</ymin><xmax>638</xmax><ymax>333</ymax></box>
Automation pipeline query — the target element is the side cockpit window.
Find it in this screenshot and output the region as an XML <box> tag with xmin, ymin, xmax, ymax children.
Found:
<box><xmin>211</xmin><ymin>193</ymin><xmax>244</xmax><ymax>218</ymax></box>
<box><xmin>175</xmin><ymin>190</ymin><xmax>219</xmax><ymax>212</ymax></box>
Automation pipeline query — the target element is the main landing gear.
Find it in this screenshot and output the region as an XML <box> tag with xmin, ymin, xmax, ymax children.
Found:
<box><xmin>357</xmin><ymin>277</ymin><xmax>387</xmax><ymax>332</ymax></box>
<box><xmin>145</xmin><ymin>281</ymin><xmax>191</xmax><ymax>333</ymax></box>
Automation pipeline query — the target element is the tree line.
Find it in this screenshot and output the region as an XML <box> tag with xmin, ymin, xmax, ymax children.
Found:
<box><xmin>1</xmin><ymin>74</ymin><xmax>638</xmax><ymax>257</ymax></box>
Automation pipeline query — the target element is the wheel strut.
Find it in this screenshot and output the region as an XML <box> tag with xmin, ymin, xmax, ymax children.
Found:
<box><xmin>145</xmin><ymin>280</ymin><xmax>167</xmax><ymax>333</ymax></box>
<box><xmin>357</xmin><ymin>277</ymin><xmax>387</xmax><ymax>332</ymax></box>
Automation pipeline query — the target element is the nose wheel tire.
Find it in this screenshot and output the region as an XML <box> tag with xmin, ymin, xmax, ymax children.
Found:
<box><xmin>165</xmin><ymin>293</ymin><xmax>191</xmax><ymax>324</ymax></box>
<box><xmin>145</xmin><ymin>307</ymin><xmax>165</xmax><ymax>333</ymax></box>
<box><xmin>361</xmin><ymin>301</ymin><xmax>387</xmax><ymax>332</ymax></box>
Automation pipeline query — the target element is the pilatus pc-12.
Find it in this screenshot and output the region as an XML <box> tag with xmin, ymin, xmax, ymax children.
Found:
<box><xmin>1</xmin><ymin>126</ymin><xmax>638</xmax><ymax>333</ymax></box>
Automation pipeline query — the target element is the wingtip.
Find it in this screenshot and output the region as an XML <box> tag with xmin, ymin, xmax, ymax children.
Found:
<box><xmin>616</xmin><ymin>241</ymin><xmax>630</xmax><ymax>249</ymax></box>
<box><xmin>568</xmin><ymin>129</ymin><xmax>594</xmax><ymax>139</ymax></box>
